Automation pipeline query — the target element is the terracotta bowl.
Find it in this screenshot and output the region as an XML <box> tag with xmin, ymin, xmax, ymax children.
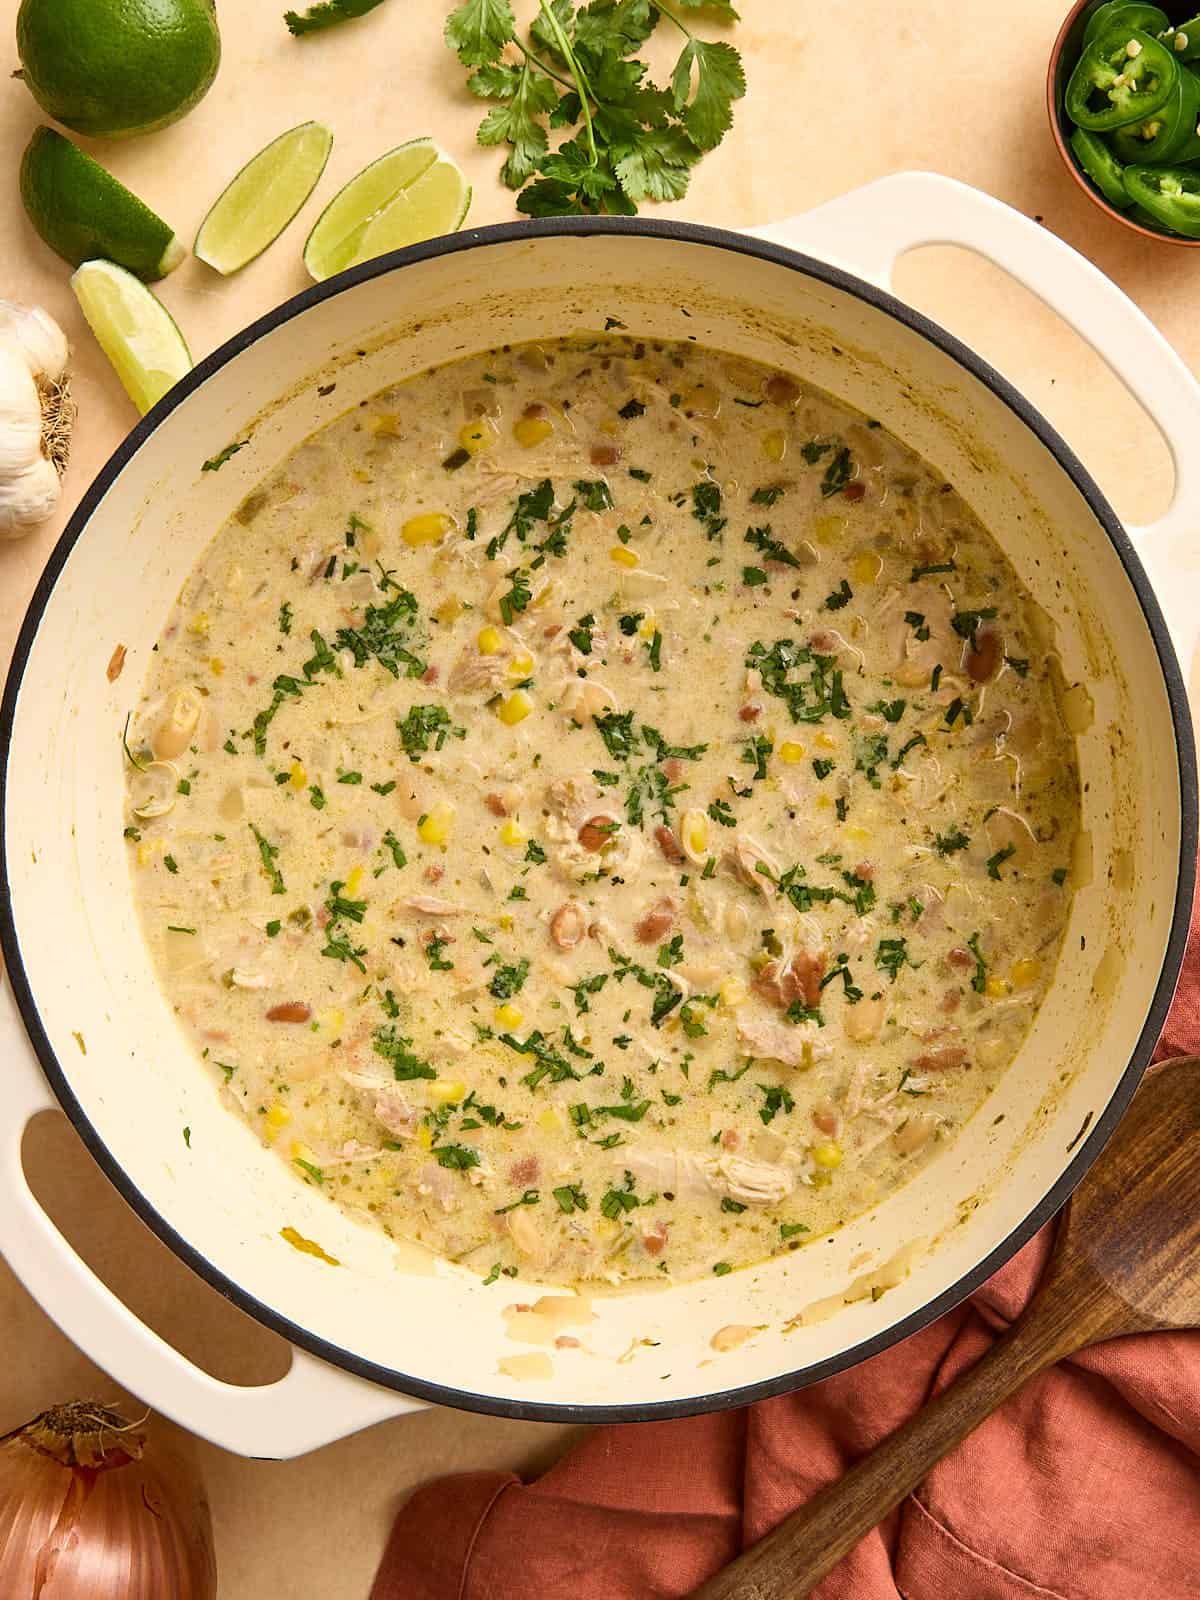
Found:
<box><xmin>1048</xmin><ymin>0</ymin><xmax>1200</xmax><ymax>245</ymax></box>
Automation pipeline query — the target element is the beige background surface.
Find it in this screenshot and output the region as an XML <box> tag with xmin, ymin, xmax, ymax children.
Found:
<box><xmin>1</xmin><ymin>2</ymin><xmax>1196</xmax><ymax>1594</ymax></box>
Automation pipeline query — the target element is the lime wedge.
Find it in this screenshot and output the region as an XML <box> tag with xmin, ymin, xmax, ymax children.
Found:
<box><xmin>302</xmin><ymin>138</ymin><xmax>471</xmax><ymax>282</ymax></box>
<box><xmin>20</xmin><ymin>126</ymin><xmax>183</xmax><ymax>282</ymax></box>
<box><xmin>71</xmin><ymin>259</ymin><xmax>193</xmax><ymax>415</ymax></box>
<box><xmin>195</xmin><ymin>121</ymin><xmax>334</xmax><ymax>275</ymax></box>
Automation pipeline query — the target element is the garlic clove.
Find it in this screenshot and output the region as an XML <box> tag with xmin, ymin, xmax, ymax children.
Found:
<box><xmin>0</xmin><ymin>456</ymin><xmax>61</xmax><ymax>538</ymax></box>
<box><xmin>0</xmin><ymin>300</ymin><xmax>70</xmax><ymax>383</ymax></box>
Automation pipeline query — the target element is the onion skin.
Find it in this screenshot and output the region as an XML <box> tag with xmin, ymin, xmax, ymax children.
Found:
<box><xmin>0</xmin><ymin>1402</ymin><xmax>216</xmax><ymax>1598</ymax></box>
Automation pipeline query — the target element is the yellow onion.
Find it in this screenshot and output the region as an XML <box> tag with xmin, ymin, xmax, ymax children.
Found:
<box><xmin>0</xmin><ymin>1401</ymin><xmax>216</xmax><ymax>1597</ymax></box>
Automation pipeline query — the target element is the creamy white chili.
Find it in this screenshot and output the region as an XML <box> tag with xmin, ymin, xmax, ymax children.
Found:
<box><xmin>125</xmin><ymin>335</ymin><xmax>1079</xmax><ymax>1287</ymax></box>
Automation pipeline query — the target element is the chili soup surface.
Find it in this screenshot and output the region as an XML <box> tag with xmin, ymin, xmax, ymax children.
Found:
<box><xmin>125</xmin><ymin>335</ymin><xmax>1080</xmax><ymax>1287</ymax></box>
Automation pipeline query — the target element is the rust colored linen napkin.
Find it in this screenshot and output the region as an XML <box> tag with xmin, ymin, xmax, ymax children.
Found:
<box><xmin>373</xmin><ymin>892</ymin><xmax>1200</xmax><ymax>1600</ymax></box>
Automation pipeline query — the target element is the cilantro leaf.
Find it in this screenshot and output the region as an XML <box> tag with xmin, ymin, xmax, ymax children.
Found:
<box><xmin>614</xmin><ymin>125</ymin><xmax>701</xmax><ymax>201</ymax></box>
<box><xmin>474</xmin><ymin>62</ymin><xmax>559</xmax><ymax>185</ymax></box>
<box><xmin>445</xmin><ymin>0</ymin><xmax>515</xmax><ymax>64</ymax></box>
<box><xmin>670</xmin><ymin>37</ymin><xmax>745</xmax><ymax>151</ymax></box>
<box><xmin>284</xmin><ymin>0</ymin><xmax>388</xmax><ymax>35</ymax></box>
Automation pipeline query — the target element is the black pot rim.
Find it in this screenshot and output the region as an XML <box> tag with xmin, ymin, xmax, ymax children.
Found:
<box><xmin>2</xmin><ymin>213</ymin><xmax>1194</xmax><ymax>1430</ymax></box>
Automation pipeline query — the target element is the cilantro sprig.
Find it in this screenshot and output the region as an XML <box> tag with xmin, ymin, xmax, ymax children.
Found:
<box><xmin>444</xmin><ymin>0</ymin><xmax>745</xmax><ymax>217</ymax></box>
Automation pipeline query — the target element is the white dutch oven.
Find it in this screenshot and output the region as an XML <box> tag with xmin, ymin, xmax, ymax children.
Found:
<box><xmin>1</xmin><ymin>174</ymin><xmax>1196</xmax><ymax>1460</ymax></box>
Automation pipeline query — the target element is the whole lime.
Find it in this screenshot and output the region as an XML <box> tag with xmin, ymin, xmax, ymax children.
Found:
<box><xmin>16</xmin><ymin>0</ymin><xmax>221</xmax><ymax>138</ymax></box>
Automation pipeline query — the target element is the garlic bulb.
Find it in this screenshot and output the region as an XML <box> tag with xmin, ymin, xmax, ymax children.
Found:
<box><xmin>0</xmin><ymin>300</ymin><xmax>73</xmax><ymax>539</ymax></box>
<box><xmin>0</xmin><ymin>1401</ymin><xmax>216</xmax><ymax>1597</ymax></box>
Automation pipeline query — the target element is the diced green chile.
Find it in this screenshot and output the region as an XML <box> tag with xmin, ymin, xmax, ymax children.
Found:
<box><xmin>1082</xmin><ymin>2</ymin><xmax>1169</xmax><ymax>48</ymax></box>
<box><xmin>1069</xmin><ymin>127</ymin><xmax>1134</xmax><ymax>206</ymax></box>
<box><xmin>1123</xmin><ymin>164</ymin><xmax>1200</xmax><ymax>236</ymax></box>
<box><xmin>1109</xmin><ymin>64</ymin><xmax>1200</xmax><ymax>163</ymax></box>
<box><xmin>1066</xmin><ymin>29</ymin><xmax>1177</xmax><ymax>130</ymax></box>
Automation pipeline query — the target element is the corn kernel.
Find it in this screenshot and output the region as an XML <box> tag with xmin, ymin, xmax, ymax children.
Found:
<box><xmin>719</xmin><ymin>977</ymin><xmax>748</xmax><ymax>1008</ymax></box>
<box><xmin>610</xmin><ymin>545</ymin><xmax>640</xmax><ymax>568</ymax></box>
<box><xmin>814</xmin><ymin>513</ymin><xmax>847</xmax><ymax>545</ymax></box>
<box><xmin>291</xmin><ymin>1140</ymin><xmax>319</xmax><ymax>1165</ymax></box>
<box><xmin>779</xmin><ymin>741</ymin><xmax>805</xmax><ymax>764</ymax></box>
<box><xmin>508</xmin><ymin>651</ymin><xmax>535</xmax><ymax>678</ymax></box>
<box><xmin>345</xmin><ymin>865</ymin><xmax>365</xmax><ymax>898</ymax></box>
<box><xmin>459</xmin><ymin>418</ymin><xmax>496</xmax><ymax>454</ymax></box>
<box><xmin>289</xmin><ymin>760</ymin><xmax>307</xmax><ymax>790</ymax></box>
<box><xmin>849</xmin><ymin>550</ymin><xmax>883</xmax><ymax>585</ymax></box>
<box><xmin>429</xmin><ymin>1079</ymin><xmax>466</xmax><ymax>1106</ymax></box>
<box><xmin>418</xmin><ymin>801</ymin><xmax>454</xmax><ymax>845</ymax></box>
<box><xmin>638</xmin><ymin>614</ymin><xmax>658</xmax><ymax>640</ymax></box>
<box><xmin>682</xmin><ymin>809</ymin><xmax>709</xmax><ymax>857</ymax></box>
<box><xmin>815</xmin><ymin>793</ymin><xmax>833</xmax><ymax>810</ymax></box>
<box><xmin>317</xmin><ymin>1008</ymin><xmax>345</xmax><ymax>1031</ymax></box>
<box><xmin>514</xmin><ymin>414</ymin><xmax>554</xmax><ymax>448</ymax></box>
<box><xmin>209</xmin><ymin>657</ymin><xmax>225</xmax><ymax>677</ymax></box>
<box><xmin>844</xmin><ymin>826</ymin><xmax>871</xmax><ymax>846</ymax></box>
<box><xmin>498</xmin><ymin>914</ymin><xmax>513</xmax><ymax>930</ymax></box>
<box><xmin>402</xmin><ymin>511</ymin><xmax>455</xmax><ymax>547</ymax></box>
<box><xmin>499</xmin><ymin>818</ymin><xmax>527</xmax><ymax>847</ymax></box>
<box><xmin>986</xmin><ymin>976</ymin><xmax>1011</xmax><ymax>999</ymax></box>
<box><xmin>537</xmin><ymin>1106</ymin><xmax>566</xmax><ymax>1134</ymax></box>
<box><xmin>530</xmin><ymin>578</ymin><xmax>556</xmax><ymax>610</ymax></box>
<box><xmin>1011</xmin><ymin>958</ymin><xmax>1041</xmax><ymax>989</ymax></box>
<box><xmin>762</xmin><ymin>429</ymin><xmax>787</xmax><ymax>462</ymax></box>
<box><xmin>137</xmin><ymin>840</ymin><xmax>156</xmax><ymax>866</ymax></box>
<box><xmin>434</xmin><ymin>598</ymin><xmax>463</xmax><ymax>625</ymax></box>
<box><xmin>187</xmin><ymin>612</ymin><xmax>210</xmax><ymax>638</ymax></box>
<box><xmin>266</xmin><ymin>1103</ymin><xmax>291</xmax><ymax>1129</ymax></box>
<box><xmin>369</xmin><ymin>412</ymin><xmax>400</xmax><ymax>437</ymax></box>
<box><xmin>812</xmin><ymin>1141</ymin><xmax>843</xmax><ymax>1169</ymax></box>
<box><xmin>815</xmin><ymin>731</ymin><xmax>837</xmax><ymax>750</ymax></box>
<box><xmin>477</xmin><ymin>625</ymin><xmax>504</xmax><ymax>655</ymax></box>
<box><xmin>494</xmin><ymin>1002</ymin><xmax>523</xmax><ymax>1029</ymax></box>
<box><xmin>497</xmin><ymin>689</ymin><xmax>533</xmax><ymax>725</ymax></box>
<box><xmin>417</xmin><ymin>1123</ymin><xmax>433</xmax><ymax>1150</ymax></box>
<box><xmin>352</xmin><ymin>467</ymin><xmax>371</xmax><ymax>484</ymax></box>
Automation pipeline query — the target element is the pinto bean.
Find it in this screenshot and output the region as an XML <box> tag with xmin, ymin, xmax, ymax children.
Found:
<box><xmin>765</xmin><ymin>374</ymin><xmax>799</xmax><ymax>406</ymax></box>
<box><xmin>578</xmin><ymin>816</ymin><xmax>617</xmax><ymax>851</ymax></box>
<box><xmin>635</xmin><ymin>897</ymin><xmax>677</xmax><ymax>944</ymax></box>
<box><xmin>941</xmin><ymin>988</ymin><xmax>962</xmax><ymax>1014</ymax></box>
<box><xmin>947</xmin><ymin>947</ymin><xmax>976</xmax><ymax>973</ymax></box>
<box><xmin>812</xmin><ymin>1105</ymin><xmax>840</xmax><ymax>1137</ymax></box>
<box><xmin>913</xmin><ymin>1046</ymin><xmax>969</xmax><ymax>1071</ymax></box>
<box><xmin>485</xmin><ymin>793</ymin><xmax>508</xmax><ymax>817</ymax></box>
<box><xmin>721</xmin><ymin>1128</ymin><xmax>740</xmax><ymax>1151</ymax></box>
<box><xmin>510</xmin><ymin>1155</ymin><xmax>540</xmax><ymax>1186</ymax></box>
<box><xmin>738</xmin><ymin>703</ymin><xmax>762</xmax><ymax>722</ymax></box>
<box><xmin>662</xmin><ymin>758</ymin><xmax>684</xmax><ymax>782</ymax></box>
<box><xmin>641</xmin><ymin>1220</ymin><xmax>669</xmax><ymax>1256</ymax></box>
<box><xmin>267</xmin><ymin>1002</ymin><xmax>311</xmax><ymax>1023</ymax></box>
<box><xmin>550</xmin><ymin>901</ymin><xmax>587</xmax><ymax>950</ymax></box>
<box><xmin>966</xmin><ymin>625</ymin><xmax>1003</xmax><ymax>683</ymax></box>
<box><xmin>420</xmin><ymin>665</ymin><xmax>440</xmax><ymax>684</ymax></box>
<box><xmin>424</xmin><ymin>864</ymin><xmax>444</xmax><ymax>883</ymax></box>
<box><xmin>654</xmin><ymin>825</ymin><xmax>684</xmax><ymax>864</ymax></box>
<box><xmin>808</xmin><ymin>630</ymin><xmax>837</xmax><ymax>653</ymax></box>
<box><xmin>590</xmin><ymin>443</ymin><xmax>620</xmax><ymax>466</ymax></box>
<box><xmin>843</xmin><ymin>481</ymin><xmax>866</xmax><ymax>504</ymax></box>
<box><xmin>754</xmin><ymin>951</ymin><xmax>826</xmax><ymax>1011</ymax></box>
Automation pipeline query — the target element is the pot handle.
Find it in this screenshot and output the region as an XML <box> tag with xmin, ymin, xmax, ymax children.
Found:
<box><xmin>749</xmin><ymin>171</ymin><xmax>1200</xmax><ymax>675</ymax></box>
<box><xmin>0</xmin><ymin>973</ymin><xmax>423</xmax><ymax>1458</ymax></box>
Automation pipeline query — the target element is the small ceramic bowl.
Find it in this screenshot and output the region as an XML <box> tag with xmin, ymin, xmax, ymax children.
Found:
<box><xmin>1048</xmin><ymin>0</ymin><xmax>1200</xmax><ymax>245</ymax></box>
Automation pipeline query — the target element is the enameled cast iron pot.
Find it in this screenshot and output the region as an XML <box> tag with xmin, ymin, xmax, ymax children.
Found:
<box><xmin>1</xmin><ymin>173</ymin><xmax>1196</xmax><ymax>1459</ymax></box>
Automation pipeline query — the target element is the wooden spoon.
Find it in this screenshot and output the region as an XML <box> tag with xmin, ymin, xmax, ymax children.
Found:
<box><xmin>694</xmin><ymin>1055</ymin><xmax>1200</xmax><ymax>1600</ymax></box>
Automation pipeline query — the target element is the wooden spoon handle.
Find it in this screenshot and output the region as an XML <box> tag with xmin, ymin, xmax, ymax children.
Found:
<box><xmin>692</xmin><ymin>1294</ymin><xmax>1090</xmax><ymax>1600</ymax></box>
